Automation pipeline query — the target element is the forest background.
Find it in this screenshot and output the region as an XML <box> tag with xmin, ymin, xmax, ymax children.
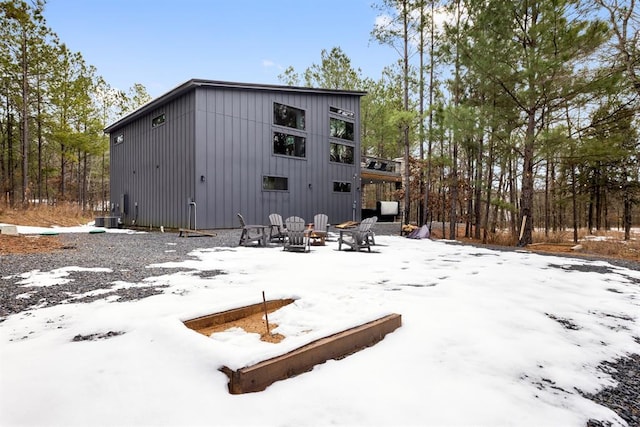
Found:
<box><xmin>1</xmin><ymin>0</ymin><xmax>638</xmax><ymax>246</ymax></box>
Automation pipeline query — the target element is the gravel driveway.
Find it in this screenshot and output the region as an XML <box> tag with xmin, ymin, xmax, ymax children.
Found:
<box><xmin>2</xmin><ymin>222</ymin><xmax>639</xmax><ymax>318</ymax></box>
<box><xmin>1</xmin><ymin>224</ymin><xmax>406</xmax><ymax>318</ymax></box>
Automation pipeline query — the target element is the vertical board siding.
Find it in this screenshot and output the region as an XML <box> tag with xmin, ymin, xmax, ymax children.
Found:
<box><xmin>110</xmin><ymin>92</ymin><xmax>196</xmax><ymax>229</ymax></box>
<box><xmin>111</xmin><ymin>85</ymin><xmax>361</xmax><ymax>230</ymax></box>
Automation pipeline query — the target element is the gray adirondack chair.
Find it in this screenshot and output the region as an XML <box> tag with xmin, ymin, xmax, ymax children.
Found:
<box><xmin>338</xmin><ymin>216</ymin><xmax>378</xmax><ymax>252</ymax></box>
<box><xmin>365</xmin><ymin>215</ymin><xmax>378</xmax><ymax>245</ymax></box>
<box><xmin>283</xmin><ymin>216</ymin><xmax>310</xmax><ymax>252</ymax></box>
<box><xmin>310</xmin><ymin>213</ymin><xmax>329</xmax><ymax>245</ymax></box>
<box><xmin>237</xmin><ymin>213</ymin><xmax>267</xmax><ymax>247</ymax></box>
<box><xmin>268</xmin><ymin>213</ymin><xmax>287</xmax><ymax>243</ymax></box>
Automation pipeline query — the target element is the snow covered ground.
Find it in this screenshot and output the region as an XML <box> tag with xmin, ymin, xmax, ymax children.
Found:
<box><xmin>1</xmin><ymin>225</ymin><xmax>639</xmax><ymax>426</ymax></box>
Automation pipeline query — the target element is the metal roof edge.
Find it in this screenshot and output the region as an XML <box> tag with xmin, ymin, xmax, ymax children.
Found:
<box><xmin>190</xmin><ymin>78</ymin><xmax>368</xmax><ymax>96</ymax></box>
<box><xmin>103</xmin><ymin>79</ymin><xmax>196</xmax><ymax>133</ymax></box>
<box><xmin>103</xmin><ymin>78</ymin><xmax>367</xmax><ymax>134</ymax></box>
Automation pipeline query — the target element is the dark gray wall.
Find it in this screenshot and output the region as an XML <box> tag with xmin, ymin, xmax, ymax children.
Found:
<box><xmin>109</xmin><ymin>84</ymin><xmax>361</xmax><ymax>230</ymax></box>
<box><xmin>194</xmin><ymin>86</ymin><xmax>361</xmax><ymax>229</ymax></box>
<box><xmin>109</xmin><ymin>91</ymin><xmax>196</xmax><ymax>228</ymax></box>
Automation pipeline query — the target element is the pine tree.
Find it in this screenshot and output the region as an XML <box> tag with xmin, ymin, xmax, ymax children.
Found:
<box><xmin>459</xmin><ymin>0</ymin><xmax>609</xmax><ymax>245</ymax></box>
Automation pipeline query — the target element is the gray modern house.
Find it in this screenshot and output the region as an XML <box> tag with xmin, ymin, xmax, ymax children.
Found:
<box><xmin>104</xmin><ymin>79</ymin><xmax>366</xmax><ymax>230</ymax></box>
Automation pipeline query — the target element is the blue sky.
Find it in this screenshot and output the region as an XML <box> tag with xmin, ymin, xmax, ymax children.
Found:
<box><xmin>44</xmin><ymin>0</ymin><xmax>395</xmax><ymax>99</ymax></box>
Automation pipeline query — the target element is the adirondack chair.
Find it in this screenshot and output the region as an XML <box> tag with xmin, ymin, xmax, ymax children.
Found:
<box><xmin>338</xmin><ymin>216</ymin><xmax>378</xmax><ymax>252</ymax></box>
<box><xmin>310</xmin><ymin>213</ymin><xmax>329</xmax><ymax>245</ymax></box>
<box><xmin>268</xmin><ymin>213</ymin><xmax>287</xmax><ymax>243</ymax></box>
<box><xmin>365</xmin><ymin>216</ymin><xmax>378</xmax><ymax>246</ymax></box>
<box><xmin>283</xmin><ymin>216</ymin><xmax>310</xmax><ymax>252</ymax></box>
<box><xmin>237</xmin><ymin>213</ymin><xmax>267</xmax><ymax>247</ymax></box>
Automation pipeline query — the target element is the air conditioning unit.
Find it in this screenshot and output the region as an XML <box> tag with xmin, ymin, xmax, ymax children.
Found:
<box><xmin>105</xmin><ymin>216</ymin><xmax>120</xmax><ymax>228</ymax></box>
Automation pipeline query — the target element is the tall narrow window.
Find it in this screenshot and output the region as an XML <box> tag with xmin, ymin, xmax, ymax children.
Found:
<box><xmin>273</xmin><ymin>132</ymin><xmax>306</xmax><ymax>158</ymax></box>
<box><xmin>263</xmin><ymin>176</ymin><xmax>288</xmax><ymax>191</ymax></box>
<box><xmin>274</xmin><ymin>103</ymin><xmax>305</xmax><ymax>130</ymax></box>
<box><xmin>152</xmin><ymin>113</ymin><xmax>165</xmax><ymax>127</ymax></box>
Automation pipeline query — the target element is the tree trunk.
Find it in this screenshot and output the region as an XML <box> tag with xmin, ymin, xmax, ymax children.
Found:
<box><xmin>465</xmin><ymin>153</ymin><xmax>472</xmax><ymax>238</ymax></box>
<box><xmin>550</xmin><ymin>158</ymin><xmax>557</xmax><ymax>232</ymax></box>
<box><xmin>571</xmin><ymin>163</ymin><xmax>578</xmax><ymax>244</ymax></box>
<box><xmin>544</xmin><ymin>156</ymin><xmax>550</xmax><ymax>237</ymax></box>
<box><xmin>402</xmin><ymin>0</ymin><xmax>411</xmax><ymax>225</ymax></box>
<box><xmin>37</xmin><ymin>80</ymin><xmax>43</xmax><ymax>203</ymax></box>
<box><xmin>425</xmin><ymin>0</ymin><xmax>436</xmax><ymax>229</ymax></box>
<box><xmin>77</xmin><ymin>148</ymin><xmax>82</xmax><ymax>204</ymax></box>
<box><xmin>492</xmin><ymin>166</ymin><xmax>504</xmax><ymax>234</ymax></box>
<box><xmin>603</xmin><ymin>188</ymin><xmax>608</xmax><ymax>230</ymax></box>
<box><xmin>449</xmin><ymin>140</ymin><xmax>458</xmax><ymax>240</ymax></box>
<box><xmin>623</xmin><ymin>188</ymin><xmax>631</xmax><ymax>241</ymax></box>
<box><xmin>418</xmin><ymin>0</ymin><xmax>426</xmax><ymax>225</ymax></box>
<box><xmin>474</xmin><ymin>134</ymin><xmax>483</xmax><ymax>240</ymax></box>
<box><xmin>518</xmin><ymin>112</ymin><xmax>535</xmax><ymax>246</ymax></box>
<box><xmin>588</xmin><ymin>169</ymin><xmax>595</xmax><ymax>233</ymax></box>
<box><xmin>60</xmin><ymin>144</ymin><xmax>65</xmax><ymax>200</ymax></box>
<box><xmin>21</xmin><ymin>28</ymin><xmax>29</xmax><ymax>206</ymax></box>
<box><xmin>595</xmin><ymin>165</ymin><xmax>602</xmax><ymax>230</ymax></box>
<box><xmin>508</xmin><ymin>156</ymin><xmax>517</xmax><ymax>237</ymax></box>
<box><xmin>449</xmin><ymin>0</ymin><xmax>463</xmax><ymax>241</ymax></box>
<box><xmin>82</xmin><ymin>152</ymin><xmax>88</xmax><ymax>210</ymax></box>
<box><xmin>440</xmin><ymin>133</ymin><xmax>446</xmax><ymax>238</ymax></box>
<box><xmin>8</xmin><ymin>113</ymin><xmax>15</xmax><ymax>207</ymax></box>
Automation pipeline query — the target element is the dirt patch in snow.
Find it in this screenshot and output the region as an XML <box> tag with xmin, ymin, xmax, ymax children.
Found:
<box><xmin>0</xmin><ymin>234</ymin><xmax>64</xmax><ymax>255</ymax></box>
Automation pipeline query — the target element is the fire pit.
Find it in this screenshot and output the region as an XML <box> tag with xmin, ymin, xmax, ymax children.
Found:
<box><xmin>183</xmin><ymin>299</ymin><xmax>401</xmax><ymax>394</ymax></box>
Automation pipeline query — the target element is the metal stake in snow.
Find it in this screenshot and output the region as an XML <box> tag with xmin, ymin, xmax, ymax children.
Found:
<box><xmin>262</xmin><ymin>291</ymin><xmax>270</xmax><ymax>335</ymax></box>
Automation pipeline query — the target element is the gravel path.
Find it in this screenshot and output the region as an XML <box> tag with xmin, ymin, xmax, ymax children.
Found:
<box><xmin>1</xmin><ymin>229</ymin><xmax>242</xmax><ymax>318</ymax></box>
<box><xmin>1</xmin><ymin>224</ymin><xmax>638</xmax><ymax>426</ymax></box>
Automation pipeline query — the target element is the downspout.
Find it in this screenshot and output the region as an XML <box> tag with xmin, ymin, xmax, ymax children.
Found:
<box><xmin>131</xmin><ymin>202</ymin><xmax>139</xmax><ymax>225</ymax></box>
<box><xmin>352</xmin><ymin>174</ymin><xmax>357</xmax><ymax>221</ymax></box>
<box><xmin>188</xmin><ymin>200</ymin><xmax>197</xmax><ymax>230</ymax></box>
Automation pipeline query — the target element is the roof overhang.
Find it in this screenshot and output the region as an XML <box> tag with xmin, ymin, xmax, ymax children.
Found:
<box><xmin>361</xmin><ymin>170</ymin><xmax>402</xmax><ymax>183</ymax></box>
<box><xmin>104</xmin><ymin>79</ymin><xmax>367</xmax><ymax>134</ymax></box>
